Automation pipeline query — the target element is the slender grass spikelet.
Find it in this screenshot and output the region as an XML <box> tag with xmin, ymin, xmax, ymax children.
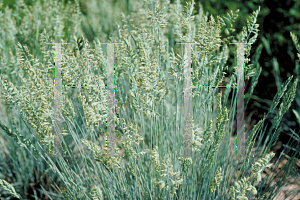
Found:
<box><xmin>0</xmin><ymin>179</ymin><xmax>23</xmax><ymax>199</ymax></box>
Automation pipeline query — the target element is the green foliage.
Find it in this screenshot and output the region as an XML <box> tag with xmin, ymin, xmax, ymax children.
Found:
<box><xmin>0</xmin><ymin>0</ymin><xmax>299</xmax><ymax>199</ymax></box>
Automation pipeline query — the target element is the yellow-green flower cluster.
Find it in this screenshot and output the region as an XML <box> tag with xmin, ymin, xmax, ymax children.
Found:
<box><xmin>91</xmin><ymin>185</ymin><xmax>104</xmax><ymax>200</ymax></box>
<box><xmin>230</xmin><ymin>152</ymin><xmax>275</xmax><ymax>200</ymax></box>
<box><xmin>151</xmin><ymin>146</ymin><xmax>183</xmax><ymax>197</ymax></box>
<box><xmin>210</xmin><ymin>167</ymin><xmax>223</xmax><ymax>193</ymax></box>
<box><xmin>81</xmin><ymin>138</ymin><xmax>121</xmax><ymax>169</ymax></box>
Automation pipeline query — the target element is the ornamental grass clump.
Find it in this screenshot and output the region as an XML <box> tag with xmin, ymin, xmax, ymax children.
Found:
<box><xmin>0</xmin><ymin>0</ymin><xmax>300</xmax><ymax>199</ymax></box>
